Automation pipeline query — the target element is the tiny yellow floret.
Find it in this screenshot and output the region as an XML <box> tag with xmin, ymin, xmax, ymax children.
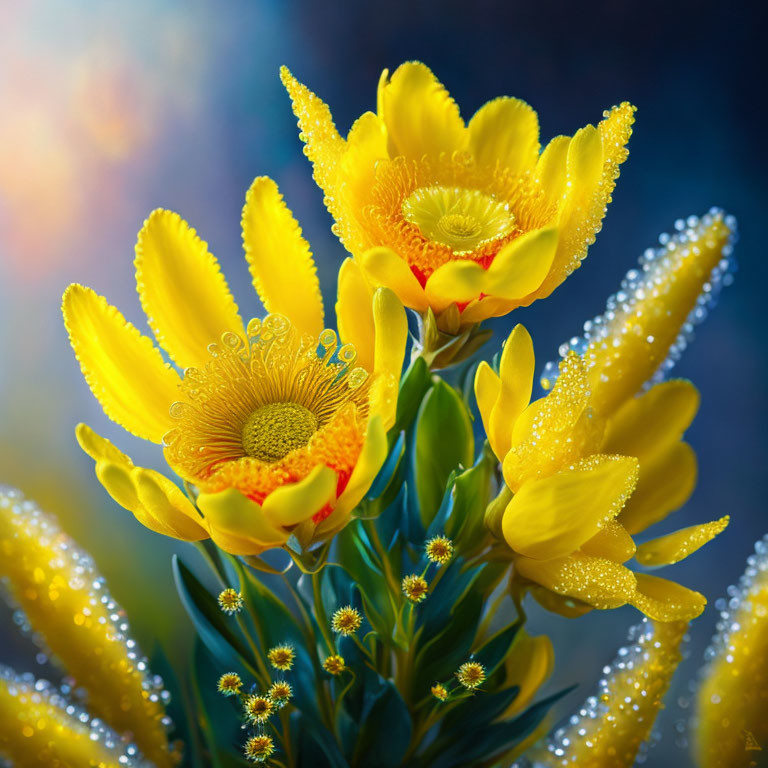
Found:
<box><xmin>431</xmin><ymin>683</ymin><xmax>449</xmax><ymax>702</ymax></box>
<box><xmin>267</xmin><ymin>644</ymin><xmax>295</xmax><ymax>671</ymax></box>
<box><xmin>456</xmin><ymin>661</ymin><xmax>486</xmax><ymax>689</ymax></box>
<box><xmin>244</xmin><ymin>734</ymin><xmax>275</xmax><ymax>762</ymax></box>
<box><xmin>426</xmin><ymin>536</ymin><xmax>454</xmax><ymax>565</ymax></box>
<box><xmin>218</xmin><ymin>588</ymin><xmax>244</xmax><ymax>614</ymax></box>
<box><xmin>267</xmin><ymin>681</ymin><xmax>293</xmax><ymax>707</ymax></box>
<box><xmin>323</xmin><ymin>655</ymin><xmax>346</xmax><ymax>676</ymax></box>
<box><xmin>402</xmin><ymin>574</ymin><xmax>429</xmax><ymax>603</ymax></box>
<box><xmin>217</xmin><ymin>672</ymin><xmax>243</xmax><ymax>696</ymax></box>
<box><xmin>244</xmin><ymin>695</ymin><xmax>274</xmax><ymax>723</ymax></box>
<box><xmin>331</xmin><ymin>606</ymin><xmax>363</xmax><ymax>635</ymax></box>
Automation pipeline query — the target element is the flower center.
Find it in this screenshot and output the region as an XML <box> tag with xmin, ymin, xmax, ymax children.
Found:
<box><xmin>242</xmin><ymin>401</ymin><xmax>319</xmax><ymax>462</ymax></box>
<box><xmin>402</xmin><ymin>185</ymin><xmax>515</xmax><ymax>255</ymax></box>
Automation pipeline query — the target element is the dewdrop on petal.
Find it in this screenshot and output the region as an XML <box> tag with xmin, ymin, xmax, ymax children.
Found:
<box><xmin>267</xmin><ymin>644</ymin><xmax>295</xmax><ymax>671</ymax></box>
<box><xmin>0</xmin><ymin>486</ymin><xmax>175</xmax><ymax>768</ymax></box>
<box><xmin>218</xmin><ymin>588</ymin><xmax>244</xmax><ymax>614</ymax></box>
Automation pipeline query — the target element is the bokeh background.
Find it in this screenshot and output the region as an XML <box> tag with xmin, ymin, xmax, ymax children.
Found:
<box><xmin>1</xmin><ymin>1</ymin><xmax>765</xmax><ymax>765</ymax></box>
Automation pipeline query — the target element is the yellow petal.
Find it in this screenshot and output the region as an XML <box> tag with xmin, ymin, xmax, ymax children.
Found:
<box><xmin>529</xmin><ymin>585</ymin><xmax>594</xmax><ymax>618</ymax></box>
<box><xmin>474</xmin><ymin>361</ymin><xmax>501</xmax><ymax>452</ymax></box>
<box><xmin>342</xmin><ymin>111</ymin><xmax>389</xmax><ymax>212</ymax></box>
<box><xmin>635</xmin><ymin>515</ymin><xmax>729</xmax><ymax>566</ymax></box>
<box><xmin>62</xmin><ymin>284</ymin><xmax>181</xmax><ymax>443</ymax></box>
<box><xmin>424</xmin><ymin>260</ymin><xmax>487</xmax><ymax>312</ymax></box>
<box><xmin>502</xmin><ymin>455</ymin><xmax>638</xmax><ymax>560</ymax></box>
<box><xmin>618</xmin><ymin>441</ymin><xmax>697</xmax><ymax>535</ymax></box>
<box><xmin>94</xmin><ymin>460</ymin><xmax>206</xmax><ymax>541</ymax></box>
<box><xmin>602</xmin><ymin>379</ymin><xmax>700</xmax><ymax>463</ymax></box>
<box><xmin>262</xmin><ymin>464</ymin><xmax>338</xmax><ymax>527</ymax></box>
<box><xmin>370</xmin><ymin>288</ymin><xmax>407</xmax><ymax>430</ymax></box>
<box><xmin>503</xmin><ymin>632</ymin><xmax>554</xmax><ymax>717</ymax></box>
<box><xmin>484</xmin><ymin>227</ymin><xmax>559</xmax><ymax>300</ymax></box>
<box><xmin>490</xmin><ymin>324</ymin><xmax>534</xmax><ymax>459</ymax></box>
<box><xmin>586</xmin><ymin>213</ymin><xmax>733</xmax><ymax>415</ymax></box>
<box><xmin>533</xmin><ymin>135</ymin><xmax>570</xmax><ymax>212</ymax></box>
<box><xmin>242</xmin><ymin>177</ymin><xmax>324</xmax><ymax>338</ymax></box>
<box><xmin>379</xmin><ymin>61</ymin><xmax>465</xmax><ymax>159</ymax></box>
<box><xmin>319</xmin><ymin>415</ymin><xmax>389</xmax><ymax>536</ymax></box>
<box><xmin>516</xmin><ymin>552</ymin><xmax>637</xmax><ymax>611</ymax></box>
<box><xmin>467</xmin><ymin>97</ymin><xmax>540</xmax><ymax>174</ymax></box>
<box><xmin>528</xmin><ymin>103</ymin><xmax>635</xmax><ymax>304</ymax></box>
<box><xmin>336</xmin><ymin>257</ymin><xmax>375</xmax><ymax>370</ymax></box>
<box><xmin>135</xmin><ymin>209</ymin><xmax>243</xmax><ymax>369</ymax></box>
<box><xmin>197</xmin><ymin>488</ymin><xmax>288</xmax><ymax>555</ymax></box>
<box><xmin>359</xmin><ymin>246</ymin><xmax>429</xmax><ymax>311</ymax></box>
<box><xmin>581</xmin><ymin>520</ymin><xmax>637</xmax><ymax>563</ymax></box>
<box><xmin>631</xmin><ymin>573</ymin><xmax>706</xmax><ymax>621</ymax></box>
<box><xmin>75</xmin><ymin>422</ymin><xmax>132</xmax><ymax>467</ymax></box>
<box><xmin>132</xmin><ymin>467</ymin><xmax>209</xmax><ymax>541</ymax></box>
<box><xmin>280</xmin><ymin>66</ymin><xmax>345</xmax><ymax>198</ymax></box>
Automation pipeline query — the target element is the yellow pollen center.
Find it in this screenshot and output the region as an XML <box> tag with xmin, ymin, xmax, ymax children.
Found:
<box><xmin>242</xmin><ymin>402</ymin><xmax>318</xmax><ymax>462</ymax></box>
<box><xmin>402</xmin><ymin>185</ymin><xmax>515</xmax><ymax>255</ymax></box>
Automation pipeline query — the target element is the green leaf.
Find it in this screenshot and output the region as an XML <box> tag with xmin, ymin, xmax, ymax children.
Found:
<box><xmin>444</xmin><ymin>445</ymin><xmax>496</xmax><ymax>548</ymax></box>
<box><xmin>351</xmin><ymin>679</ymin><xmax>412</xmax><ymax>768</ymax></box>
<box><xmin>172</xmin><ymin>555</ymin><xmax>255</xmax><ymax>676</ymax></box>
<box><xmin>471</xmin><ymin>623</ymin><xmax>521</xmax><ymax>680</ymax></box>
<box><xmin>414</xmin><ymin>379</ymin><xmax>474</xmax><ymax>527</ymax></box>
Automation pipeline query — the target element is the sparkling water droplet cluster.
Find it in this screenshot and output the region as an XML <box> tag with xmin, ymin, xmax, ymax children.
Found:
<box><xmin>541</xmin><ymin>209</ymin><xmax>737</xmax><ymax>398</ymax></box>
<box><xmin>0</xmin><ymin>665</ymin><xmax>151</xmax><ymax>767</ymax></box>
<box><xmin>515</xmin><ymin>618</ymin><xmax>688</xmax><ymax>767</ymax></box>
<box><xmin>690</xmin><ymin>533</ymin><xmax>768</xmax><ymax>766</ymax></box>
<box><xmin>0</xmin><ymin>485</ymin><xmax>177</xmax><ymax>766</ymax></box>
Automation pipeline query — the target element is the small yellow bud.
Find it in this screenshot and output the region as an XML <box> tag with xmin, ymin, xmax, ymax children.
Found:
<box><xmin>244</xmin><ymin>695</ymin><xmax>274</xmax><ymax>723</ymax></box>
<box><xmin>331</xmin><ymin>606</ymin><xmax>363</xmax><ymax>636</ymax></box>
<box><xmin>217</xmin><ymin>672</ymin><xmax>242</xmax><ymax>696</ymax></box>
<box><xmin>425</xmin><ymin>536</ymin><xmax>454</xmax><ymax>565</ymax></box>
<box><xmin>402</xmin><ymin>574</ymin><xmax>429</xmax><ymax>603</ymax></box>
<box><xmin>217</xmin><ymin>588</ymin><xmax>244</xmax><ymax>614</ymax></box>
<box><xmin>431</xmin><ymin>683</ymin><xmax>449</xmax><ymax>701</ymax></box>
<box><xmin>456</xmin><ymin>661</ymin><xmax>486</xmax><ymax>689</ymax></box>
<box><xmin>267</xmin><ymin>644</ymin><xmax>295</xmax><ymax>671</ymax></box>
<box><xmin>244</xmin><ymin>734</ymin><xmax>275</xmax><ymax>762</ymax></box>
<box><xmin>323</xmin><ymin>655</ymin><xmax>346</xmax><ymax>676</ymax></box>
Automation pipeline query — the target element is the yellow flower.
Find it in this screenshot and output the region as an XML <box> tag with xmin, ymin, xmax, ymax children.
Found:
<box><xmin>456</xmin><ymin>661</ymin><xmax>486</xmax><ymax>689</ymax></box>
<box><xmin>425</xmin><ymin>535</ymin><xmax>454</xmax><ymax>565</ymax></box>
<box><xmin>431</xmin><ymin>683</ymin><xmax>448</xmax><ymax>702</ymax></box>
<box><xmin>323</xmin><ymin>655</ymin><xmax>346</xmax><ymax>676</ymax></box>
<box><xmin>62</xmin><ymin>176</ymin><xmax>408</xmax><ymax>556</ymax></box>
<box><xmin>217</xmin><ymin>673</ymin><xmax>243</xmax><ymax>696</ymax></box>
<box><xmin>693</xmin><ymin>534</ymin><xmax>768</xmax><ymax>768</ymax></box>
<box><xmin>267</xmin><ymin>681</ymin><xmax>293</xmax><ymax>707</ymax></box>
<box><xmin>533</xmin><ymin>619</ymin><xmax>687</xmax><ymax>767</ymax></box>
<box><xmin>0</xmin><ymin>487</ymin><xmax>175</xmax><ymax>768</ymax></box>
<box><xmin>217</xmin><ymin>588</ymin><xmax>244</xmax><ymax>614</ymax></box>
<box><xmin>267</xmin><ymin>644</ymin><xmax>295</xmax><ymax>671</ymax></box>
<box><xmin>475</xmin><ymin>213</ymin><xmax>735</xmax><ymax>621</ymax></box>
<box><xmin>244</xmin><ymin>695</ymin><xmax>274</xmax><ymax>724</ymax></box>
<box><xmin>0</xmin><ymin>670</ymin><xmax>136</xmax><ymax>768</ymax></box>
<box><xmin>331</xmin><ymin>605</ymin><xmax>363</xmax><ymax>635</ymax></box>
<box><xmin>282</xmin><ymin>62</ymin><xmax>634</xmax><ymax>325</ymax></box>
<box><xmin>402</xmin><ymin>574</ymin><xmax>429</xmax><ymax>603</ymax></box>
<box><xmin>244</xmin><ymin>734</ymin><xmax>275</xmax><ymax>763</ymax></box>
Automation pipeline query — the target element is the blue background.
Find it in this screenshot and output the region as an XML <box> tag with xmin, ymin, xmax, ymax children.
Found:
<box><xmin>0</xmin><ymin>1</ymin><xmax>765</xmax><ymax>765</ymax></box>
